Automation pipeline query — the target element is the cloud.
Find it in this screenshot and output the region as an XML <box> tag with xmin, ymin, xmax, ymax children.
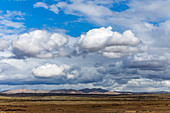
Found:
<box><xmin>126</xmin><ymin>61</ymin><xmax>166</xmax><ymax>71</ymax></box>
<box><xmin>78</xmin><ymin>26</ymin><xmax>145</xmax><ymax>58</ymax></box>
<box><xmin>0</xmin><ymin>10</ymin><xmax>25</xmax><ymax>39</ymax></box>
<box><xmin>66</xmin><ymin>0</ymin><xmax>113</xmax><ymax>17</ymax></box>
<box><xmin>128</xmin><ymin>0</ymin><xmax>170</xmax><ymax>20</ymax></box>
<box><xmin>34</xmin><ymin>0</ymin><xmax>170</xmax><ymax>28</ymax></box>
<box><xmin>0</xmin><ymin>19</ymin><xmax>24</xmax><ymax>29</ymax></box>
<box><xmin>118</xmin><ymin>78</ymin><xmax>170</xmax><ymax>92</ymax></box>
<box><xmin>49</xmin><ymin>4</ymin><xmax>60</xmax><ymax>14</ymax></box>
<box><xmin>56</xmin><ymin>0</ymin><xmax>113</xmax><ymax>17</ymax></box>
<box><xmin>149</xmin><ymin>20</ymin><xmax>170</xmax><ymax>48</ymax></box>
<box><xmin>32</xmin><ymin>63</ymin><xmax>103</xmax><ymax>84</ymax></box>
<box><xmin>0</xmin><ymin>56</ymin><xmax>104</xmax><ymax>85</ymax></box>
<box><xmin>0</xmin><ymin>58</ymin><xmax>51</xmax><ymax>85</ymax></box>
<box><xmin>93</xmin><ymin>52</ymin><xmax>170</xmax><ymax>86</ymax></box>
<box><xmin>0</xmin><ymin>51</ymin><xmax>13</xmax><ymax>59</ymax></box>
<box><xmin>0</xmin><ymin>51</ymin><xmax>169</xmax><ymax>92</ymax></box>
<box><xmin>1</xmin><ymin>58</ymin><xmax>28</xmax><ymax>69</ymax></box>
<box><xmin>94</xmin><ymin>77</ymin><xmax>170</xmax><ymax>92</ymax></box>
<box><xmin>11</xmin><ymin>26</ymin><xmax>145</xmax><ymax>59</ymax></box>
<box><xmin>0</xmin><ymin>59</ymin><xmax>29</xmax><ymax>83</ymax></box>
<box><xmin>125</xmin><ymin>53</ymin><xmax>168</xmax><ymax>70</ymax></box>
<box><xmin>33</xmin><ymin>0</ymin><xmax>114</xmax><ymax>24</ymax></box>
<box><xmin>122</xmin><ymin>53</ymin><xmax>170</xmax><ymax>80</ymax></box>
<box><xmin>0</xmin><ymin>39</ymin><xmax>9</xmax><ymax>51</ymax></box>
<box><xmin>33</xmin><ymin>2</ymin><xmax>49</xmax><ymax>9</ymax></box>
<box><xmin>32</xmin><ymin>64</ymin><xmax>70</xmax><ymax>78</ymax></box>
<box><xmin>12</xmin><ymin>30</ymin><xmax>69</xmax><ymax>58</ymax></box>
<box><xmin>163</xmin><ymin>80</ymin><xmax>170</xmax><ymax>87</ymax></box>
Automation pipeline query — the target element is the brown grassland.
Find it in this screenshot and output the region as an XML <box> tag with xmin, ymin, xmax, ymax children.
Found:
<box><xmin>0</xmin><ymin>94</ymin><xmax>170</xmax><ymax>113</ymax></box>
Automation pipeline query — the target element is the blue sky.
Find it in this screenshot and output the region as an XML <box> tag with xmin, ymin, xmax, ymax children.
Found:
<box><xmin>0</xmin><ymin>0</ymin><xmax>170</xmax><ymax>92</ymax></box>
<box><xmin>0</xmin><ymin>0</ymin><xmax>130</xmax><ymax>36</ymax></box>
<box><xmin>0</xmin><ymin>0</ymin><xmax>97</xmax><ymax>37</ymax></box>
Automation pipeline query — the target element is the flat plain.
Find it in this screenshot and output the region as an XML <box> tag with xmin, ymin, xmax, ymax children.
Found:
<box><xmin>0</xmin><ymin>94</ymin><xmax>170</xmax><ymax>113</ymax></box>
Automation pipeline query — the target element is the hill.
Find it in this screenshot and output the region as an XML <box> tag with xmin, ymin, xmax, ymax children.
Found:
<box><xmin>1</xmin><ymin>88</ymin><xmax>120</xmax><ymax>95</ymax></box>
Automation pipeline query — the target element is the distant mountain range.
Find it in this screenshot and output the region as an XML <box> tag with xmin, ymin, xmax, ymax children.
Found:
<box><xmin>0</xmin><ymin>88</ymin><xmax>120</xmax><ymax>95</ymax></box>
<box><xmin>1</xmin><ymin>88</ymin><xmax>169</xmax><ymax>95</ymax></box>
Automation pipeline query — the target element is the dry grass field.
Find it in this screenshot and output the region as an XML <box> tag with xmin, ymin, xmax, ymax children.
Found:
<box><xmin>0</xmin><ymin>94</ymin><xmax>170</xmax><ymax>113</ymax></box>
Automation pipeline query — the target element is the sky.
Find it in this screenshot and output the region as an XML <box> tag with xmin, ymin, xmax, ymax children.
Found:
<box><xmin>0</xmin><ymin>0</ymin><xmax>170</xmax><ymax>92</ymax></box>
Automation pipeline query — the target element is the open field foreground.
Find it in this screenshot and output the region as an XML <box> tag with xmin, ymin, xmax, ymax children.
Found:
<box><xmin>0</xmin><ymin>94</ymin><xmax>170</xmax><ymax>113</ymax></box>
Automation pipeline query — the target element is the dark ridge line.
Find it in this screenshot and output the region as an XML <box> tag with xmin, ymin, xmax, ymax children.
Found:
<box><xmin>0</xmin><ymin>93</ymin><xmax>130</xmax><ymax>97</ymax></box>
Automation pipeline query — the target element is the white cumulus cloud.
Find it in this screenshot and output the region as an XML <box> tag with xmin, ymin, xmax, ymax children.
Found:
<box><xmin>33</xmin><ymin>2</ymin><xmax>49</xmax><ymax>9</ymax></box>
<box><xmin>78</xmin><ymin>26</ymin><xmax>144</xmax><ymax>58</ymax></box>
<box><xmin>12</xmin><ymin>30</ymin><xmax>68</xmax><ymax>58</ymax></box>
<box><xmin>32</xmin><ymin>64</ymin><xmax>70</xmax><ymax>77</ymax></box>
